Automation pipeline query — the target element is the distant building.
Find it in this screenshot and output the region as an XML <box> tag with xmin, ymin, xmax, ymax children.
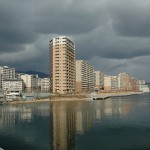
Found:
<box><xmin>94</xmin><ymin>71</ymin><xmax>105</xmax><ymax>93</ymax></box>
<box><xmin>138</xmin><ymin>80</ymin><xmax>146</xmax><ymax>85</ymax></box>
<box><xmin>0</xmin><ymin>74</ymin><xmax>3</xmax><ymax>89</ymax></box>
<box><xmin>138</xmin><ymin>84</ymin><xmax>149</xmax><ymax>92</ymax></box>
<box><xmin>0</xmin><ymin>66</ymin><xmax>16</xmax><ymax>89</ymax></box>
<box><xmin>20</xmin><ymin>74</ymin><xmax>39</xmax><ymax>92</ymax></box>
<box><xmin>104</xmin><ymin>76</ymin><xmax>118</xmax><ymax>92</ymax></box>
<box><xmin>41</xmin><ymin>78</ymin><xmax>50</xmax><ymax>92</ymax></box>
<box><xmin>49</xmin><ymin>36</ymin><xmax>76</xmax><ymax>94</ymax></box>
<box><xmin>3</xmin><ymin>79</ymin><xmax>23</xmax><ymax>92</ymax></box>
<box><xmin>111</xmin><ymin>76</ymin><xmax>118</xmax><ymax>91</ymax></box>
<box><xmin>129</xmin><ymin>77</ymin><xmax>139</xmax><ymax>91</ymax></box>
<box><xmin>118</xmin><ymin>72</ymin><xmax>130</xmax><ymax>91</ymax></box>
<box><xmin>104</xmin><ymin>76</ymin><xmax>111</xmax><ymax>92</ymax></box>
<box><xmin>138</xmin><ymin>80</ymin><xmax>149</xmax><ymax>92</ymax></box>
<box><xmin>76</xmin><ymin>60</ymin><xmax>94</xmax><ymax>94</ymax></box>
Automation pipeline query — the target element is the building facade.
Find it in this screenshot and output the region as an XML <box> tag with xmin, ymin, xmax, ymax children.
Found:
<box><xmin>118</xmin><ymin>72</ymin><xmax>130</xmax><ymax>91</ymax></box>
<box><xmin>94</xmin><ymin>71</ymin><xmax>105</xmax><ymax>93</ymax></box>
<box><xmin>41</xmin><ymin>78</ymin><xmax>50</xmax><ymax>92</ymax></box>
<box><xmin>49</xmin><ymin>36</ymin><xmax>76</xmax><ymax>94</ymax></box>
<box><xmin>137</xmin><ymin>80</ymin><xmax>149</xmax><ymax>92</ymax></box>
<box><xmin>76</xmin><ymin>60</ymin><xmax>94</xmax><ymax>94</ymax></box>
<box><xmin>0</xmin><ymin>66</ymin><xmax>16</xmax><ymax>89</ymax></box>
<box><xmin>3</xmin><ymin>79</ymin><xmax>23</xmax><ymax>92</ymax></box>
<box><xmin>20</xmin><ymin>74</ymin><xmax>39</xmax><ymax>92</ymax></box>
<box><xmin>104</xmin><ymin>76</ymin><xmax>111</xmax><ymax>92</ymax></box>
<box><xmin>104</xmin><ymin>76</ymin><xmax>118</xmax><ymax>92</ymax></box>
<box><xmin>118</xmin><ymin>73</ymin><xmax>139</xmax><ymax>92</ymax></box>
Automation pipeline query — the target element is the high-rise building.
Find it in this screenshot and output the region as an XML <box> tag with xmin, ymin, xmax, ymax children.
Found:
<box><xmin>118</xmin><ymin>72</ymin><xmax>130</xmax><ymax>91</ymax></box>
<box><xmin>49</xmin><ymin>36</ymin><xmax>76</xmax><ymax>94</ymax></box>
<box><xmin>94</xmin><ymin>71</ymin><xmax>105</xmax><ymax>93</ymax></box>
<box><xmin>110</xmin><ymin>76</ymin><xmax>118</xmax><ymax>91</ymax></box>
<box><xmin>76</xmin><ymin>60</ymin><xmax>94</xmax><ymax>94</ymax></box>
<box><xmin>118</xmin><ymin>72</ymin><xmax>139</xmax><ymax>92</ymax></box>
<box><xmin>104</xmin><ymin>76</ymin><xmax>111</xmax><ymax>92</ymax></box>
<box><xmin>104</xmin><ymin>76</ymin><xmax>118</xmax><ymax>92</ymax></box>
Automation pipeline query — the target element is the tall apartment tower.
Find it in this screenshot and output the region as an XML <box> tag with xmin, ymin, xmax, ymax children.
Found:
<box><xmin>49</xmin><ymin>36</ymin><xmax>76</xmax><ymax>94</ymax></box>
<box><xmin>76</xmin><ymin>60</ymin><xmax>94</xmax><ymax>94</ymax></box>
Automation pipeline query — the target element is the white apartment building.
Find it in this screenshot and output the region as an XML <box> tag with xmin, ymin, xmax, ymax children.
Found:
<box><xmin>138</xmin><ymin>80</ymin><xmax>149</xmax><ymax>92</ymax></box>
<box><xmin>118</xmin><ymin>72</ymin><xmax>130</xmax><ymax>91</ymax></box>
<box><xmin>76</xmin><ymin>60</ymin><xmax>94</xmax><ymax>94</ymax></box>
<box><xmin>104</xmin><ymin>76</ymin><xmax>118</xmax><ymax>92</ymax></box>
<box><xmin>111</xmin><ymin>76</ymin><xmax>118</xmax><ymax>91</ymax></box>
<box><xmin>3</xmin><ymin>79</ymin><xmax>23</xmax><ymax>92</ymax></box>
<box><xmin>138</xmin><ymin>80</ymin><xmax>146</xmax><ymax>85</ymax></box>
<box><xmin>41</xmin><ymin>78</ymin><xmax>50</xmax><ymax>92</ymax></box>
<box><xmin>21</xmin><ymin>74</ymin><xmax>39</xmax><ymax>92</ymax></box>
<box><xmin>138</xmin><ymin>84</ymin><xmax>149</xmax><ymax>92</ymax></box>
<box><xmin>118</xmin><ymin>73</ymin><xmax>139</xmax><ymax>92</ymax></box>
<box><xmin>94</xmin><ymin>71</ymin><xmax>105</xmax><ymax>93</ymax></box>
<box><xmin>49</xmin><ymin>36</ymin><xmax>76</xmax><ymax>94</ymax></box>
<box><xmin>0</xmin><ymin>66</ymin><xmax>16</xmax><ymax>89</ymax></box>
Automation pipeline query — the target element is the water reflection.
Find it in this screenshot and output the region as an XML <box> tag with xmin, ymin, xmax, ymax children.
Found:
<box><xmin>0</xmin><ymin>103</ymin><xmax>50</xmax><ymax>128</ymax></box>
<box><xmin>0</xmin><ymin>103</ymin><xmax>50</xmax><ymax>150</ymax></box>
<box><xmin>0</xmin><ymin>96</ymin><xmax>143</xmax><ymax>150</ymax></box>
<box><xmin>50</xmin><ymin>98</ymin><xmax>133</xmax><ymax>150</ymax></box>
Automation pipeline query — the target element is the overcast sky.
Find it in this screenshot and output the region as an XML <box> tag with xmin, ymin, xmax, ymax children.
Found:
<box><xmin>0</xmin><ymin>0</ymin><xmax>150</xmax><ymax>81</ymax></box>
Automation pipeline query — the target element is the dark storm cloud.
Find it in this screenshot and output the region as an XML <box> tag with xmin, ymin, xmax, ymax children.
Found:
<box><xmin>108</xmin><ymin>0</ymin><xmax>150</xmax><ymax>37</ymax></box>
<box><xmin>32</xmin><ymin>0</ymin><xmax>103</xmax><ymax>34</ymax></box>
<box><xmin>75</xmin><ymin>30</ymin><xmax>150</xmax><ymax>60</ymax></box>
<box><xmin>1</xmin><ymin>0</ymin><xmax>150</xmax><ymax>80</ymax></box>
<box><xmin>0</xmin><ymin>0</ymin><xmax>37</xmax><ymax>52</ymax></box>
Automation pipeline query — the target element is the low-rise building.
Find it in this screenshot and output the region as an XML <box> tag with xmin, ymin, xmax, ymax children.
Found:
<box><xmin>3</xmin><ymin>79</ymin><xmax>23</xmax><ymax>93</ymax></box>
<box><xmin>138</xmin><ymin>80</ymin><xmax>149</xmax><ymax>92</ymax></box>
<box><xmin>138</xmin><ymin>84</ymin><xmax>149</xmax><ymax>92</ymax></box>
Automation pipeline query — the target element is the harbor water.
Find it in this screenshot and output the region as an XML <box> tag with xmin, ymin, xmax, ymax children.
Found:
<box><xmin>0</xmin><ymin>93</ymin><xmax>150</xmax><ymax>150</ymax></box>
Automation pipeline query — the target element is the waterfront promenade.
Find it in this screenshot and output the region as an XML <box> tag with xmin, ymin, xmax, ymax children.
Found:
<box><xmin>0</xmin><ymin>92</ymin><xmax>142</xmax><ymax>104</ymax></box>
<box><xmin>0</xmin><ymin>91</ymin><xmax>143</xmax><ymax>104</ymax></box>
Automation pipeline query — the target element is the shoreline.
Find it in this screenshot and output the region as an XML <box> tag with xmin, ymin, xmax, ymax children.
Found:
<box><xmin>8</xmin><ymin>98</ymin><xmax>86</xmax><ymax>105</ymax></box>
<box><xmin>1</xmin><ymin>91</ymin><xmax>147</xmax><ymax>105</ymax></box>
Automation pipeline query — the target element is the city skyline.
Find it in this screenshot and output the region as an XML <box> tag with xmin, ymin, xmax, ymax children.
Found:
<box><xmin>0</xmin><ymin>0</ymin><xmax>150</xmax><ymax>81</ymax></box>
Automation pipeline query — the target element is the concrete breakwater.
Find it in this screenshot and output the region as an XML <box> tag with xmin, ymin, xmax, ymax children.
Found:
<box><xmin>91</xmin><ymin>92</ymin><xmax>142</xmax><ymax>100</ymax></box>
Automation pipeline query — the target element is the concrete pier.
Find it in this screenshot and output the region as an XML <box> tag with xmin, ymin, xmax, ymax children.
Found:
<box><xmin>92</xmin><ymin>92</ymin><xmax>142</xmax><ymax>100</ymax></box>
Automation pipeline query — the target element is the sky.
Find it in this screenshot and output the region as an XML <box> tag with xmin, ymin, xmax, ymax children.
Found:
<box><xmin>0</xmin><ymin>0</ymin><xmax>150</xmax><ymax>81</ymax></box>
